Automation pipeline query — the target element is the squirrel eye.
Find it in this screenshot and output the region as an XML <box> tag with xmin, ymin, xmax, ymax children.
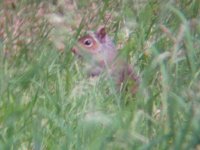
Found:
<box><xmin>83</xmin><ymin>39</ymin><xmax>93</xmax><ymax>47</ymax></box>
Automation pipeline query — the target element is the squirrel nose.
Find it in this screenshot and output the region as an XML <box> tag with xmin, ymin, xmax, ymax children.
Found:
<box><xmin>71</xmin><ymin>47</ymin><xmax>77</xmax><ymax>54</ymax></box>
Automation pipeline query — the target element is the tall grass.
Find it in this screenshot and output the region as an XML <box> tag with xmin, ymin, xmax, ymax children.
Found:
<box><xmin>0</xmin><ymin>0</ymin><xmax>200</xmax><ymax>149</ymax></box>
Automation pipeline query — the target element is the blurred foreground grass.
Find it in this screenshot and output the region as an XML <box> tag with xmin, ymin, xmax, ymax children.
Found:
<box><xmin>0</xmin><ymin>0</ymin><xmax>200</xmax><ymax>149</ymax></box>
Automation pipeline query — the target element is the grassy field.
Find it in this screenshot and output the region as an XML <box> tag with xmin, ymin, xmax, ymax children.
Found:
<box><xmin>0</xmin><ymin>0</ymin><xmax>200</xmax><ymax>149</ymax></box>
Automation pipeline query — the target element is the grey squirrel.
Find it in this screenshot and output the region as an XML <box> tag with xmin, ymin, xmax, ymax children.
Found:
<box><xmin>72</xmin><ymin>27</ymin><xmax>139</xmax><ymax>94</ymax></box>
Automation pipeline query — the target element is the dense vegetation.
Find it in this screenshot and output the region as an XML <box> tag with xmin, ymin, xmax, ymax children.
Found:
<box><xmin>0</xmin><ymin>0</ymin><xmax>200</xmax><ymax>149</ymax></box>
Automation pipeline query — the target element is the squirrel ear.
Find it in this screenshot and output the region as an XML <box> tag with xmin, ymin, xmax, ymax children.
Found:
<box><xmin>96</xmin><ymin>26</ymin><xmax>106</xmax><ymax>43</ymax></box>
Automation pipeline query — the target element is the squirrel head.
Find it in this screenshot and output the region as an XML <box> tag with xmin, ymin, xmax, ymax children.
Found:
<box><xmin>72</xmin><ymin>27</ymin><xmax>117</xmax><ymax>67</ymax></box>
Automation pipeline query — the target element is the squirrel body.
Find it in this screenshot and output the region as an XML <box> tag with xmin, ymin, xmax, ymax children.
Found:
<box><xmin>72</xmin><ymin>27</ymin><xmax>139</xmax><ymax>94</ymax></box>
